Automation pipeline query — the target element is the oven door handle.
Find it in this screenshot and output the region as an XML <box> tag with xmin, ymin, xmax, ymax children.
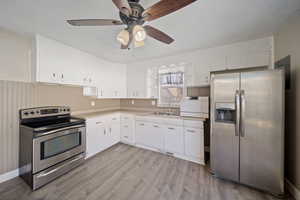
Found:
<box><xmin>36</xmin><ymin>154</ymin><xmax>84</xmax><ymax>178</ymax></box>
<box><xmin>35</xmin><ymin>124</ymin><xmax>85</xmax><ymax>137</ymax></box>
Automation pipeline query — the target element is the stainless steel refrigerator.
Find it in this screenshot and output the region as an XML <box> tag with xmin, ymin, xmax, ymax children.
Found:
<box><xmin>210</xmin><ymin>69</ymin><xmax>285</xmax><ymax>196</ymax></box>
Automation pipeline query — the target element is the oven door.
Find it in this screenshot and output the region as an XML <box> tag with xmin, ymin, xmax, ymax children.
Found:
<box><xmin>33</xmin><ymin>125</ymin><xmax>86</xmax><ymax>174</ymax></box>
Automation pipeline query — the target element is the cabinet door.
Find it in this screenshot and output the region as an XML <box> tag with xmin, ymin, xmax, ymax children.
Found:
<box><xmin>86</xmin><ymin>119</ymin><xmax>106</xmax><ymax>158</ymax></box>
<box><xmin>184</xmin><ymin>128</ymin><xmax>204</xmax><ymax>161</ymax></box>
<box><xmin>127</xmin><ymin>65</ymin><xmax>147</xmax><ymax>98</ymax></box>
<box><xmin>121</xmin><ymin>123</ymin><xmax>133</xmax><ymax>144</ymax></box>
<box><xmin>149</xmin><ymin>123</ymin><xmax>164</xmax><ymax>151</ymax></box>
<box><xmin>109</xmin><ymin>122</ymin><xmax>120</xmax><ymax>145</ymax></box>
<box><xmin>164</xmin><ymin>126</ymin><xmax>184</xmax><ymax>154</ymax></box>
<box><xmin>135</xmin><ymin>121</ymin><xmax>148</xmax><ymax>145</ymax></box>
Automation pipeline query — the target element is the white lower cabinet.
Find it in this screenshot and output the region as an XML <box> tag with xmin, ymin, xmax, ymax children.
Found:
<box><xmin>86</xmin><ymin>113</ymin><xmax>205</xmax><ymax>164</ymax></box>
<box><xmin>136</xmin><ymin>121</ymin><xmax>164</xmax><ymax>151</ymax></box>
<box><xmin>148</xmin><ymin>123</ymin><xmax>164</xmax><ymax>151</ymax></box>
<box><xmin>86</xmin><ymin>118</ymin><xmax>107</xmax><ymax>158</ymax></box>
<box><xmin>120</xmin><ymin>114</ymin><xmax>135</xmax><ymax>144</ymax></box>
<box><xmin>164</xmin><ymin>125</ymin><xmax>184</xmax><ymax>155</ymax></box>
<box><xmin>184</xmin><ymin>127</ymin><xmax>204</xmax><ymax>163</ymax></box>
<box><xmin>109</xmin><ymin>121</ymin><xmax>121</xmax><ymax>146</ymax></box>
<box><xmin>86</xmin><ymin>113</ymin><xmax>120</xmax><ymax>158</ymax></box>
<box><xmin>135</xmin><ymin>121</ymin><xmax>150</xmax><ymax>147</ymax></box>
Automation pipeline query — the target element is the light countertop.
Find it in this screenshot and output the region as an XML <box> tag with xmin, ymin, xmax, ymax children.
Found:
<box><xmin>74</xmin><ymin>108</ymin><xmax>207</xmax><ymax>121</ymax></box>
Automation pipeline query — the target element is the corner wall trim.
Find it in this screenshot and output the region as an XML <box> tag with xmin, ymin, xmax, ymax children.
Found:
<box><xmin>286</xmin><ymin>179</ymin><xmax>300</xmax><ymax>200</ymax></box>
<box><xmin>0</xmin><ymin>169</ymin><xmax>19</xmax><ymax>184</ymax></box>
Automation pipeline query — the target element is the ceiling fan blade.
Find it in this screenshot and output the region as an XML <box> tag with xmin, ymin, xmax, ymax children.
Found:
<box><xmin>112</xmin><ymin>0</ymin><xmax>132</xmax><ymax>17</ymax></box>
<box><xmin>143</xmin><ymin>0</ymin><xmax>197</xmax><ymax>21</ymax></box>
<box><xmin>144</xmin><ymin>25</ymin><xmax>174</xmax><ymax>44</ymax></box>
<box><xmin>67</xmin><ymin>19</ymin><xmax>123</xmax><ymax>26</ymax></box>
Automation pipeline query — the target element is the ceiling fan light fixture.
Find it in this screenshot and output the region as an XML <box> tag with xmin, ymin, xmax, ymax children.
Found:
<box><xmin>117</xmin><ymin>29</ymin><xmax>130</xmax><ymax>45</ymax></box>
<box><xmin>134</xmin><ymin>40</ymin><xmax>145</xmax><ymax>48</ymax></box>
<box><xmin>133</xmin><ymin>25</ymin><xmax>147</xmax><ymax>42</ymax></box>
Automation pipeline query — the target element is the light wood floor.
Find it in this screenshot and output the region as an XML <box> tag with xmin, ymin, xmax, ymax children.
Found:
<box><xmin>0</xmin><ymin>144</ymin><xmax>292</xmax><ymax>200</ymax></box>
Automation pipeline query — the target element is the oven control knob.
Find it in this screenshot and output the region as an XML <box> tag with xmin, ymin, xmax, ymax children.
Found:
<box><xmin>63</xmin><ymin>109</ymin><xmax>66</xmax><ymax>112</ymax></box>
<box><xmin>24</xmin><ymin>112</ymin><xmax>29</xmax><ymax>116</ymax></box>
<box><xmin>30</xmin><ymin>111</ymin><xmax>35</xmax><ymax>115</ymax></box>
<box><xmin>67</xmin><ymin>109</ymin><xmax>70</xmax><ymax>112</ymax></box>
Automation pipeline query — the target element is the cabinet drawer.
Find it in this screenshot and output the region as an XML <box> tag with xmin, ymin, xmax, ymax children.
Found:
<box><xmin>108</xmin><ymin>114</ymin><xmax>120</xmax><ymax>123</ymax></box>
<box><xmin>121</xmin><ymin>114</ymin><xmax>134</xmax><ymax>122</ymax></box>
<box><xmin>183</xmin><ymin>120</ymin><xmax>204</xmax><ymax>129</ymax></box>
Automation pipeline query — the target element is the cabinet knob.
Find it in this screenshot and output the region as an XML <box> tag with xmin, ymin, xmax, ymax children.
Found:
<box><xmin>168</xmin><ymin>127</ymin><xmax>175</xmax><ymax>130</ymax></box>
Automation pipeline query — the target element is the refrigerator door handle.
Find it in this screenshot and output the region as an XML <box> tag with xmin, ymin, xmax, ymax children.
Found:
<box><xmin>240</xmin><ymin>90</ymin><xmax>246</xmax><ymax>137</ymax></box>
<box><xmin>235</xmin><ymin>90</ymin><xmax>240</xmax><ymax>137</ymax></box>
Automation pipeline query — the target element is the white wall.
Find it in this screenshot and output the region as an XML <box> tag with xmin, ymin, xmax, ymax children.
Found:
<box><xmin>0</xmin><ymin>28</ymin><xmax>32</xmax><ymax>82</ymax></box>
<box><xmin>126</xmin><ymin>37</ymin><xmax>273</xmax><ymax>71</ymax></box>
<box><xmin>274</xmin><ymin>12</ymin><xmax>300</xmax><ymax>190</ymax></box>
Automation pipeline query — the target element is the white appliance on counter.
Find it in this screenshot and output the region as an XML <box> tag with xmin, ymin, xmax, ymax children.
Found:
<box><xmin>180</xmin><ymin>97</ymin><xmax>209</xmax><ymax>118</ymax></box>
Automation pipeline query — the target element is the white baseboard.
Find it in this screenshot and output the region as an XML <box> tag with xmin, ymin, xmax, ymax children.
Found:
<box><xmin>0</xmin><ymin>169</ymin><xmax>19</xmax><ymax>184</ymax></box>
<box><xmin>286</xmin><ymin>179</ymin><xmax>300</xmax><ymax>200</ymax></box>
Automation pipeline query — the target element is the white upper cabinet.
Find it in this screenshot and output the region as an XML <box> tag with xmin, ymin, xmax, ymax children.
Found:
<box><xmin>127</xmin><ymin>64</ymin><xmax>147</xmax><ymax>98</ymax></box>
<box><xmin>33</xmin><ymin>35</ymin><xmax>127</xmax><ymax>98</ymax></box>
<box><xmin>97</xmin><ymin>62</ymin><xmax>127</xmax><ymax>99</ymax></box>
<box><xmin>33</xmin><ymin>35</ymin><xmax>105</xmax><ymax>86</ymax></box>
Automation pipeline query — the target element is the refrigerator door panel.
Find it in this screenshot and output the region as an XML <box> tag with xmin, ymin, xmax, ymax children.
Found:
<box><xmin>210</xmin><ymin>72</ymin><xmax>240</xmax><ymax>182</ymax></box>
<box><xmin>239</xmin><ymin>70</ymin><xmax>284</xmax><ymax>195</ymax></box>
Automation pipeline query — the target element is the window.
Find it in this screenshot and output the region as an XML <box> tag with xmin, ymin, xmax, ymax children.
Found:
<box><xmin>158</xmin><ymin>65</ymin><xmax>184</xmax><ymax>107</ymax></box>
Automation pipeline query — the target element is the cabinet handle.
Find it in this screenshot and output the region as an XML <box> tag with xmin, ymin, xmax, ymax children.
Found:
<box><xmin>187</xmin><ymin>129</ymin><xmax>195</xmax><ymax>133</ymax></box>
<box><xmin>96</xmin><ymin>122</ymin><xmax>103</xmax><ymax>124</ymax></box>
<box><xmin>139</xmin><ymin>123</ymin><xmax>144</xmax><ymax>126</ymax></box>
<box><xmin>124</xmin><ymin>136</ymin><xmax>129</xmax><ymax>138</ymax></box>
<box><xmin>153</xmin><ymin>125</ymin><xmax>159</xmax><ymax>128</ymax></box>
<box><xmin>168</xmin><ymin>127</ymin><xmax>175</xmax><ymax>130</ymax></box>
<box><xmin>112</xmin><ymin>118</ymin><xmax>117</xmax><ymax>120</ymax></box>
<box><xmin>52</xmin><ymin>73</ymin><xmax>56</xmax><ymax>78</ymax></box>
<box><xmin>61</xmin><ymin>74</ymin><xmax>64</xmax><ymax>79</ymax></box>
<box><xmin>109</xmin><ymin>128</ymin><xmax>112</xmax><ymax>133</ymax></box>
<box><xmin>123</xmin><ymin>125</ymin><xmax>128</xmax><ymax>128</ymax></box>
<box><xmin>89</xmin><ymin>78</ymin><xmax>92</xmax><ymax>83</ymax></box>
<box><xmin>104</xmin><ymin>129</ymin><xmax>106</xmax><ymax>135</ymax></box>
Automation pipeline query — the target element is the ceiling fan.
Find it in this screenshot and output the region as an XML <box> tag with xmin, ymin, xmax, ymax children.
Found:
<box><xmin>67</xmin><ymin>0</ymin><xmax>197</xmax><ymax>49</ymax></box>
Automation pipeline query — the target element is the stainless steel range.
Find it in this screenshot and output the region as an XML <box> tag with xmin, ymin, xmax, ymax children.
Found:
<box><xmin>19</xmin><ymin>106</ymin><xmax>86</xmax><ymax>190</ymax></box>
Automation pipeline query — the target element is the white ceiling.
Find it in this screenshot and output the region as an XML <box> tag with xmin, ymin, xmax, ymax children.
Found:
<box><xmin>0</xmin><ymin>0</ymin><xmax>300</xmax><ymax>63</ymax></box>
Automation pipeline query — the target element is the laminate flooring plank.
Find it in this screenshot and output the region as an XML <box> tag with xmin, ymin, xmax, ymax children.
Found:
<box><xmin>0</xmin><ymin>144</ymin><xmax>292</xmax><ymax>200</ymax></box>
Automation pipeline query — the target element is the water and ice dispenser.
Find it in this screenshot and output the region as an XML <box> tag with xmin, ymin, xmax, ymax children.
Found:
<box><xmin>215</xmin><ymin>103</ymin><xmax>236</xmax><ymax>123</ymax></box>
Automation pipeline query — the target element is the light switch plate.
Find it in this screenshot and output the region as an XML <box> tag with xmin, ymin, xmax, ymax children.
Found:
<box><xmin>91</xmin><ymin>101</ymin><xmax>95</xmax><ymax>106</ymax></box>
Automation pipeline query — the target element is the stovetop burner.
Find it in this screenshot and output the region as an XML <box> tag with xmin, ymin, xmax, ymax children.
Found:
<box><xmin>19</xmin><ymin>106</ymin><xmax>85</xmax><ymax>134</ymax></box>
<box><xmin>24</xmin><ymin>117</ymin><xmax>85</xmax><ymax>133</ymax></box>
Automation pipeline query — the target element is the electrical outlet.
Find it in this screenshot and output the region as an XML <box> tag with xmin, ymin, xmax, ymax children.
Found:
<box><xmin>151</xmin><ymin>101</ymin><xmax>156</xmax><ymax>106</ymax></box>
<box><xmin>91</xmin><ymin>101</ymin><xmax>95</xmax><ymax>107</ymax></box>
<box><xmin>131</xmin><ymin>100</ymin><xmax>135</xmax><ymax>105</ymax></box>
